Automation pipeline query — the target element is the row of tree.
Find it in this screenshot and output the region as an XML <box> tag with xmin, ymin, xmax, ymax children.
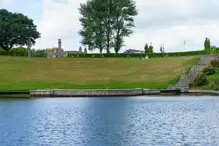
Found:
<box><xmin>144</xmin><ymin>43</ymin><xmax>154</xmax><ymax>54</ymax></box>
<box><xmin>79</xmin><ymin>0</ymin><xmax>138</xmax><ymax>54</ymax></box>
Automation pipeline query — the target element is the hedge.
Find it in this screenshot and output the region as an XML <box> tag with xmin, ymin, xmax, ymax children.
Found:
<box><xmin>68</xmin><ymin>50</ymin><xmax>208</xmax><ymax>58</ymax></box>
<box><xmin>0</xmin><ymin>51</ymin><xmax>27</xmax><ymax>56</ymax></box>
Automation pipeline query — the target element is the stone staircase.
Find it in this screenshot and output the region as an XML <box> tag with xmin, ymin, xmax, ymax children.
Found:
<box><xmin>169</xmin><ymin>55</ymin><xmax>217</xmax><ymax>92</ymax></box>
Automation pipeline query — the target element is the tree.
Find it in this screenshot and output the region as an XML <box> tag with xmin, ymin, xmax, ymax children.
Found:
<box><xmin>46</xmin><ymin>48</ymin><xmax>57</xmax><ymax>52</ymax></box>
<box><xmin>0</xmin><ymin>9</ymin><xmax>40</xmax><ymax>51</ymax></box>
<box><xmin>79</xmin><ymin>1</ymin><xmax>107</xmax><ymax>54</ymax></box>
<box><xmin>112</xmin><ymin>0</ymin><xmax>138</xmax><ymax>53</ymax></box>
<box><xmin>79</xmin><ymin>0</ymin><xmax>138</xmax><ymax>54</ymax></box>
<box><xmin>160</xmin><ymin>45</ymin><xmax>165</xmax><ymax>54</ymax></box>
<box><xmin>149</xmin><ymin>43</ymin><xmax>154</xmax><ymax>53</ymax></box>
<box><xmin>144</xmin><ymin>43</ymin><xmax>149</xmax><ymax>54</ymax></box>
<box><xmin>204</xmin><ymin>38</ymin><xmax>211</xmax><ymax>53</ymax></box>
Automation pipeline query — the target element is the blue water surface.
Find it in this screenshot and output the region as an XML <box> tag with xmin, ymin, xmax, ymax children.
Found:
<box><xmin>0</xmin><ymin>96</ymin><xmax>219</xmax><ymax>146</ymax></box>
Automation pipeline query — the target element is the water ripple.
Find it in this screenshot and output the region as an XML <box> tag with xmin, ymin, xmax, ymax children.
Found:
<box><xmin>0</xmin><ymin>96</ymin><xmax>219</xmax><ymax>145</ymax></box>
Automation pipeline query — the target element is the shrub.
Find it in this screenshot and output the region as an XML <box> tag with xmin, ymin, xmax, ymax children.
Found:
<box><xmin>202</xmin><ymin>66</ymin><xmax>216</xmax><ymax>76</ymax></box>
<box><xmin>9</xmin><ymin>47</ymin><xmax>28</xmax><ymax>56</ymax></box>
<box><xmin>210</xmin><ymin>49</ymin><xmax>215</xmax><ymax>54</ymax></box>
<box><xmin>32</xmin><ymin>50</ymin><xmax>46</xmax><ymax>57</ymax></box>
<box><xmin>210</xmin><ymin>59</ymin><xmax>219</xmax><ymax>68</ymax></box>
<box><xmin>68</xmin><ymin>50</ymin><xmax>207</xmax><ymax>58</ymax></box>
<box><xmin>194</xmin><ymin>72</ymin><xmax>208</xmax><ymax>86</ymax></box>
<box><xmin>209</xmin><ymin>81</ymin><xmax>215</xmax><ymax>90</ymax></box>
<box><xmin>0</xmin><ymin>47</ymin><xmax>28</xmax><ymax>56</ymax></box>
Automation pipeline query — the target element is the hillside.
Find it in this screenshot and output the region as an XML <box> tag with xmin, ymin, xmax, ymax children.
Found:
<box><xmin>0</xmin><ymin>56</ymin><xmax>200</xmax><ymax>91</ymax></box>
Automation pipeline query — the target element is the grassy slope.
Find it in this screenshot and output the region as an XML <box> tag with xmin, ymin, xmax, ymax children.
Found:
<box><xmin>0</xmin><ymin>56</ymin><xmax>200</xmax><ymax>91</ymax></box>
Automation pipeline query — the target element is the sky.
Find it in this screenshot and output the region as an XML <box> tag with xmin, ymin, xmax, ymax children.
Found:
<box><xmin>1</xmin><ymin>0</ymin><xmax>219</xmax><ymax>53</ymax></box>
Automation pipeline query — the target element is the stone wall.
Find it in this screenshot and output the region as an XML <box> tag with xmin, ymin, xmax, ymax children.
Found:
<box><xmin>30</xmin><ymin>89</ymin><xmax>144</xmax><ymax>97</ymax></box>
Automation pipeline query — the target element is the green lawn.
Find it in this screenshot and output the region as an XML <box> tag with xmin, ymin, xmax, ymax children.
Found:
<box><xmin>0</xmin><ymin>56</ymin><xmax>200</xmax><ymax>91</ymax></box>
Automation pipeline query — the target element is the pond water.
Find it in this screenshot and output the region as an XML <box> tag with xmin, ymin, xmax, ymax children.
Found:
<box><xmin>0</xmin><ymin>96</ymin><xmax>219</xmax><ymax>146</ymax></box>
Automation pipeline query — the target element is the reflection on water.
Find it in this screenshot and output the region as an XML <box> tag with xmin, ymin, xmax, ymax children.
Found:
<box><xmin>0</xmin><ymin>96</ymin><xmax>219</xmax><ymax>145</ymax></box>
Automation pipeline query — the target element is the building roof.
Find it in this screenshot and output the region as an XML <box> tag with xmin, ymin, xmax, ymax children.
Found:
<box><xmin>123</xmin><ymin>49</ymin><xmax>145</xmax><ymax>54</ymax></box>
<box><xmin>46</xmin><ymin>51</ymin><xmax>82</xmax><ymax>56</ymax></box>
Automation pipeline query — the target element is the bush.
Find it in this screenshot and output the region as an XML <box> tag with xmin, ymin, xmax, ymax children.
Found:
<box><xmin>0</xmin><ymin>47</ymin><xmax>28</xmax><ymax>56</ymax></box>
<box><xmin>32</xmin><ymin>50</ymin><xmax>46</xmax><ymax>57</ymax></box>
<box><xmin>202</xmin><ymin>66</ymin><xmax>216</xmax><ymax>76</ymax></box>
<box><xmin>194</xmin><ymin>72</ymin><xmax>208</xmax><ymax>86</ymax></box>
<box><xmin>68</xmin><ymin>50</ymin><xmax>207</xmax><ymax>58</ymax></box>
<box><xmin>9</xmin><ymin>47</ymin><xmax>28</xmax><ymax>56</ymax></box>
<box><xmin>210</xmin><ymin>59</ymin><xmax>219</xmax><ymax>68</ymax></box>
<box><xmin>209</xmin><ymin>81</ymin><xmax>215</xmax><ymax>90</ymax></box>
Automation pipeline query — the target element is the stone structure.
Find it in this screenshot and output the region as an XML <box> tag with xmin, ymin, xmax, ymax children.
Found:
<box><xmin>169</xmin><ymin>54</ymin><xmax>217</xmax><ymax>92</ymax></box>
<box><xmin>57</xmin><ymin>39</ymin><xmax>62</xmax><ymax>58</ymax></box>
<box><xmin>84</xmin><ymin>47</ymin><xmax>87</xmax><ymax>54</ymax></box>
<box><xmin>124</xmin><ymin>49</ymin><xmax>145</xmax><ymax>54</ymax></box>
<box><xmin>79</xmin><ymin>47</ymin><xmax>82</xmax><ymax>54</ymax></box>
<box><xmin>30</xmin><ymin>89</ymin><xmax>144</xmax><ymax>97</ymax></box>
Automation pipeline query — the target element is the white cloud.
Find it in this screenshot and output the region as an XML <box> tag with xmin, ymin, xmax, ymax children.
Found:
<box><xmin>34</xmin><ymin>0</ymin><xmax>219</xmax><ymax>52</ymax></box>
<box><xmin>0</xmin><ymin>0</ymin><xmax>12</xmax><ymax>7</ymax></box>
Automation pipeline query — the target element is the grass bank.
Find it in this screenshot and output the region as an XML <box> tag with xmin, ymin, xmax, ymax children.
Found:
<box><xmin>0</xmin><ymin>56</ymin><xmax>200</xmax><ymax>91</ymax></box>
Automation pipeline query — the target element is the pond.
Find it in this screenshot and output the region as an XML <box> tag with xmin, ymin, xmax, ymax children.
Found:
<box><xmin>0</xmin><ymin>96</ymin><xmax>219</xmax><ymax>145</ymax></box>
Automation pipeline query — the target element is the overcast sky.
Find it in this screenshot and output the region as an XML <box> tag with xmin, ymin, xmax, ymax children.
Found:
<box><xmin>1</xmin><ymin>0</ymin><xmax>219</xmax><ymax>53</ymax></box>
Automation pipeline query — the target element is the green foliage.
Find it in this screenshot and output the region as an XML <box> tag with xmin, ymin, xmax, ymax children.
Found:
<box><xmin>0</xmin><ymin>47</ymin><xmax>27</xmax><ymax>56</ymax></box>
<box><xmin>79</xmin><ymin>0</ymin><xmax>138</xmax><ymax>54</ymax></box>
<box><xmin>149</xmin><ymin>44</ymin><xmax>154</xmax><ymax>53</ymax></box>
<box><xmin>68</xmin><ymin>50</ymin><xmax>207</xmax><ymax>58</ymax></box>
<box><xmin>0</xmin><ymin>9</ymin><xmax>40</xmax><ymax>51</ymax></box>
<box><xmin>215</xmin><ymin>48</ymin><xmax>219</xmax><ymax>55</ymax></box>
<box><xmin>9</xmin><ymin>47</ymin><xmax>28</xmax><ymax>56</ymax></box>
<box><xmin>194</xmin><ymin>72</ymin><xmax>208</xmax><ymax>86</ymax></box>
<box><xmin>31</xmin><ymin>49</ymin><xmax>46</xmax><ymax>57</ymax></box>
<box><xmin>209</xmin><ymin>81</ymin><xmax>215</xmax><ymax>90</ymax></box>
<box><xmin>202</xmin><ymin>66</ymin><xmax>216</xmax><ymax>76</ymax></box>
<box><xmin>204</xmin><ymin>38</ymin><xmax>211</xmax><ymax>53</ymax></box>
<box><xmin>210</xmin><ymin>59</ymin><xmax>219</xmax><ymax>68</ymax></box>
<box><xmin>144</xmin><ymin>43</ymin><xmax>149</xmax><ymax>53</ymax></box>
<box><xmin>0</xmin><ymin>48</ymin><xmax>5</xmax><ymax>52</ymax></box>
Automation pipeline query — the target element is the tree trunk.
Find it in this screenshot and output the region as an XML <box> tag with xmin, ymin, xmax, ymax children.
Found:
<box><xmin>106</xmin><ymin>35</ymin><xmax>110</xmax><ymax>54</ymax></box>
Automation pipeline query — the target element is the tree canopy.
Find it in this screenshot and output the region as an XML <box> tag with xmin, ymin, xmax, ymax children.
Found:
<box><xmin>0</xmin><ymin>9</ymin><xmax>40</xmax><ymax>51</ymax></box>
<box><xmin>144</xmin><ymin>43</ymin><xmax>153</xmax><ymax>54</ymax></box>
<box><xmin>79</xmin><ymin>0</ymin><xmax>138</xmax><ymax>54</ymax></box>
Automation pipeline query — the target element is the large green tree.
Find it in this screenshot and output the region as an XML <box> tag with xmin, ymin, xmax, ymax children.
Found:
<box><xmin>79</xmin><ymin>0</ymin><xmax>137</xmax><ymax>54</ymax></box>
<box><xmin>112</xmin><ymin>0</ymin><xmax>138</xmax><ymax>53</ymax></box>
<box><xmin>79</xmin><ymin>1</ymin><xmax>106</xmax><ymax>53</ymax></box>
<box><xmin>0</xmin><ymin>9</ymin><xmax>40</xmax><ymax>51</ymax></box>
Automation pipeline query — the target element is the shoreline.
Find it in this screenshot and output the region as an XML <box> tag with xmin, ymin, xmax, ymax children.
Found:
<box><xmin>0</xmin><ymin>89</ymin><xmax>218</xmax><ymax>98</ymax></box>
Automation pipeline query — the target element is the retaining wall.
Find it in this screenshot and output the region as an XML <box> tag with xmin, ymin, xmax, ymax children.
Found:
<box><xmin>30</xmin><ymin>89</ymin><xmax>144</xmax><ymax>97</ymax></box>
<box><xmin>30</xmin><ymin>89</ymin><xmax>181</xmax><ymax>97</ymax></box>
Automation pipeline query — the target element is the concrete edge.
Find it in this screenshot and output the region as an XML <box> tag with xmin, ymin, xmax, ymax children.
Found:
<box><xmin>30</xmin><ymin>89</ymin><xmax>182</xmax><ymax>97</ymax></box>
<box><xmin>188</xmin><ymin>90</ymin><xmax>219</xmax><ymax>95</ymax></box>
